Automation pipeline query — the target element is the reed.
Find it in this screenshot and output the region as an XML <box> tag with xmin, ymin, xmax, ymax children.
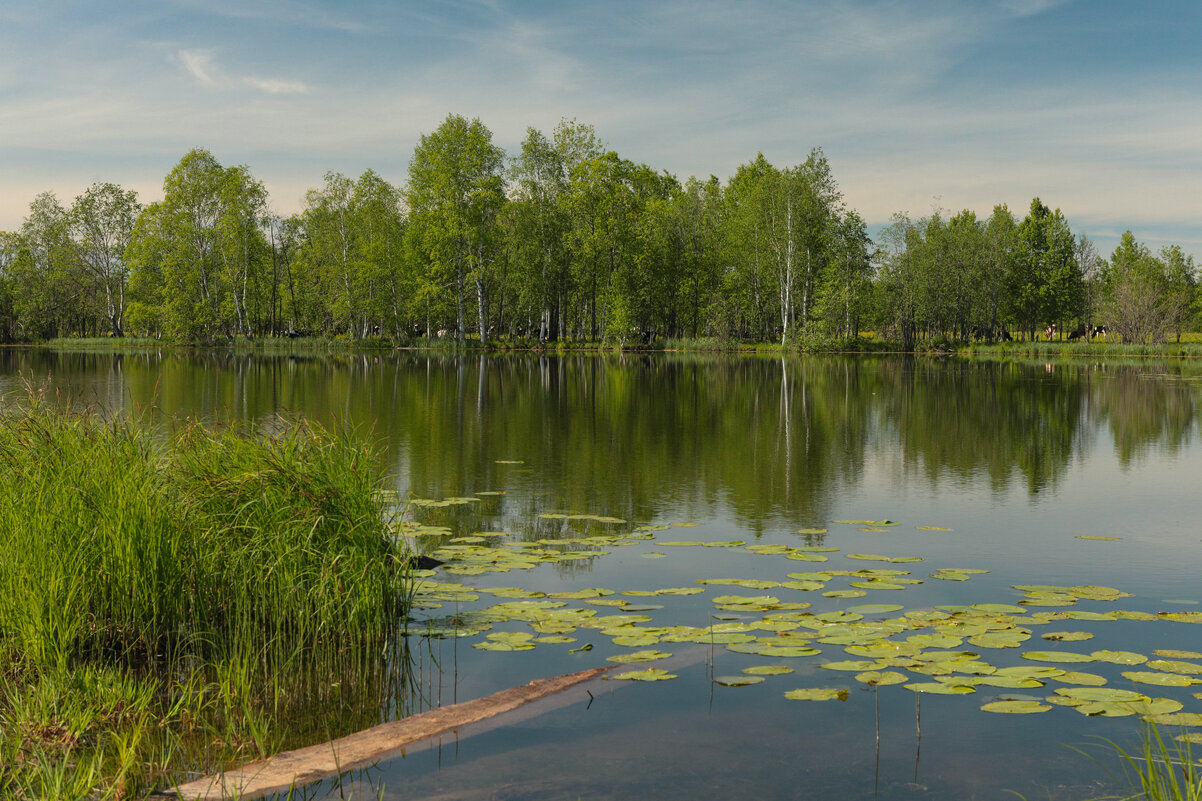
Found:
<box><xmin>0</xmin><ymin>396</ymin><xmax>414</xmax><ymax>798</ymax></box>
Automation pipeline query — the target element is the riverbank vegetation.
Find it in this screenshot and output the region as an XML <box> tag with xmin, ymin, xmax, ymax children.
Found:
<box><xmin>0</xmin><ymin>395</ymin><xmax>412</xmax><ymax>798</ymax></box>
<box><xmin>0</xmin><ymin>115</ymin><xmax>1197</xmax><ymax>350</ymax></box>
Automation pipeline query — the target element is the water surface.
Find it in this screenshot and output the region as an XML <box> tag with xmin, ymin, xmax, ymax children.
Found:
<box><xmin>4</xmin><ymin>350</ymin><xmax>1201</xmax><ymax>800</ymax></box>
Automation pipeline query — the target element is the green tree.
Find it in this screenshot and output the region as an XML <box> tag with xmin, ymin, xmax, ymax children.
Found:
<box><xmin>127</xmin><ymin>149</ymin><xmax>269</xmax><ymax>341</ymax></box>
<box><xmin>12</xmin><ymin>193</ymin><xmax>83</xmax><ymax>339</ymax></box>
<box><xmin>69</xmin><ymin>183</ymin><xmax>140</xmax><ymax>336</ymax></box>
<box><xmin>406</xmin><ymin>114</ymin><xmax>506</xmax><ymax>342</ymax></box>
<box><xmin>1009</xmin><ymin>198</ymin><xmax>1080</xmax><ymax>339</ymax></box>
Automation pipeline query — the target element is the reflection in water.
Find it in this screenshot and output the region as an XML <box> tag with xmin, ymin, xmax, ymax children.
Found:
<box><xmin>2</xmin><ymin>350</ymin><xmax>1197</xmax><ymax>526</ymax></box>
<box><xmin>3</xmin><ymin>348</ymin><xmax>1193</xmax><ymax>800</ymax></box>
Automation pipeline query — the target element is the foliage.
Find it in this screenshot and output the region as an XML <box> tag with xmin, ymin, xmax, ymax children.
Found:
<box><xmin>0</xmin><ymin>117</ymin><xmax>1196</xmax><ymax>347</ymax></box>
<box><xmin>0</xmin><ymin>396</ymin><xmax>412</xmax><ymax>796</ymax></box>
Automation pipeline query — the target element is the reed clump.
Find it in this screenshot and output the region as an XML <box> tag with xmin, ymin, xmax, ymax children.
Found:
<box><xmin>0</xmin><ymin>397</ymin><xmax>413</xmax><ymax>798</ymax></box>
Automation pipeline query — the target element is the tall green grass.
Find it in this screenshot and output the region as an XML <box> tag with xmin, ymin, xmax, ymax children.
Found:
<box><xmin>0</xmin><ymin>395</ymin><xmax>414</xmax><ymax>798</ymax></box>
<box><xmin>1076</xmin><ymin>724</ymin><xmax>1202</xmax><ymax>801</ymax></box>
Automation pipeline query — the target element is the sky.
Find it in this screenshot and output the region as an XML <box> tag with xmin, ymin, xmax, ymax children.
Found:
<box><xmin>2</xmin><ymin>0</ymin><xmax>1200</xmax><ymax>259</ymax></box>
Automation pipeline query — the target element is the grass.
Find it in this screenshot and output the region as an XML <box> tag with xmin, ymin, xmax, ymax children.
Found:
<box><xmin>0</xmin><ymin>389</ymin><xmax>414</xmax><ymax>798</ymax></box>
<box><xmin>1077</xmin><ymin>724</ymin><xmax>1202</xmax><ymax>801</ymax></box>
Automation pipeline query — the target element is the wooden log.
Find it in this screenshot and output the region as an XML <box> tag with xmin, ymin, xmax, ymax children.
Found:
<box><xmin>158</xmin><ymin>666</ymin><xmax>613</xmax><ymax>800</ymax></box>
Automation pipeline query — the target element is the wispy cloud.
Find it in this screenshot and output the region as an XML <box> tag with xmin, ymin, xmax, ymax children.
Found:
<box><xmin>176</xmin><ymin>48</ymin><xmax>308</xmax><ymax>95</ymax></box>
<box><xmin>243</xmin><ymin>77</ymin><xmax>309</xmax><ymax>95</ymax></box>
<box><xmin>177</xmin><ymin>48</ymin><xmax>217</xmax><ymax>85</ymax></box>
<box><xmin>999</xmin><ymin>0</ymin><xmax>1072</xmax><ymax>17</ymax></box>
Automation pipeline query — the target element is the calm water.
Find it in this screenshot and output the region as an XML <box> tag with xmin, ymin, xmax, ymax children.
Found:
<box><xmin>4</xmin><ymin>349</ymin><xmax>1202</xmax><ymax>800</ymax></box>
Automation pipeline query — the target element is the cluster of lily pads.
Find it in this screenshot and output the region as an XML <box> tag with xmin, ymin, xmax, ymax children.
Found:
<box><xmin>395</xmin><ymin>504</ymin><xmax>1202</xmax><ymax>739</ymax></box>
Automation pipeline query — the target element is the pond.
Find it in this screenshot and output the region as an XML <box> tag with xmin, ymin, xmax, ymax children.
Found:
<box><xmin>3</xmin><ymin>349</ymin><xmax>1202</xmax><ymax>800</ymax></box>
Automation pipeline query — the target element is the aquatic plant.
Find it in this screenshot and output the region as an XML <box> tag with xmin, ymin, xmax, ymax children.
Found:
<box><xmin>0</xmin><ymin>398</ymin><xmax>413</xmax><ymax>797</ymax></box>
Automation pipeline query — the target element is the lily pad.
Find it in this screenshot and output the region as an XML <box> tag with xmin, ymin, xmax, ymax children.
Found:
<box><xmin>1091</xmin><ymin>650</ymin><xmax>1147</xmax><ymax>665</ymax></box>
<box><xmin>1154</xmin><ymin>649</ymin><xmax>1202</xmax><ymax>660</ymax></box>
<box><xmin>1049</xmin><ymin>671</ymin><xmax>1108</xmax><ymax>686</ymax></box>
<box><xmin>610</xmin><ymin>669</ymin><xmax>677</xmax><ymax>681</ymax></box>
<box><xmin>714</xmin><ymin>675</ymin><xmax>765</xmax><ymax>687</ymax></box>
<box><xmin>1121</xmin><ymin>671</ymin><xmax>1199</xmax><ymax>687</ymax></box>
<box><xmin>822</xmin><ymin>660</ymin><xmax>886</xmax><ymax>671</ymax></box>
<box><xmin>846</xmin><ymin>604</ymin><xmax>906</xmax><ymax>615</ymax></box>
<box><xmin>1041</xmin><ymin>631</ymin><xmax>1095</xmax><ymax>642</ymax></box>
<box><xmin>1147</xmin><ymin>659</ymin><xmax>1202</xmax><ymax>675</ymax></box>
<box><xmin>1055</xmin><ymin>687</ymin><xmax>1147</xmax><ymax>703</ymax></box>
<box><xmin>1022</xmin><ymin>651</ymin><xmax>1096</xmax><ymax>663</ymax></box>
<box><xmin>784</xmin><ymin>687</ymin><xmax>849</xmax><ymax>701</ymax></box>
<box><xmin>743</xmin><ymin>665</ymin><xmax>795</xmax><ymax>676</ymax></box>
<box><xmin>1147</xmin><ymin>713</ymin><xmax>1202</xmax><ymax>727</ymax></box>
<box><xmin>606</xmin><ymin>650</ymin><xmax>672</xmax><ymax>663</ymax></box>
<box><xmin>855</xmin><ymin>671</ymin><xmax>908</xmax><ymax>686</ymax></box>
<box><xmin>904</xmin><ymin>682</ymin><xmax>975</xmax><ymax>695</ymax></box>
<box><xmin>981</xmin><ymin>700</ymin><xmax>1051</xmax><ymax>714</ymax></box>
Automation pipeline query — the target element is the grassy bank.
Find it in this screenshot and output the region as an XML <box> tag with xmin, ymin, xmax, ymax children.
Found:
<box><xmin>956</xmin><ymin>339</ymin><xmax>1202</xmax><ymax>358</ymax></box>
<box><xmin>29</xmin><ymin>332</ymin><xmax>1202</xmax><ymax>359</ymax></box>
<box><xmin>0</xmin><ymin>398</ymin><xmax>412</xmax><ymax>799</ymax></box>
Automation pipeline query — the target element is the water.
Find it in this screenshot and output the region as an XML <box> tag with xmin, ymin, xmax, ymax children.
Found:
<box><xmin>3</xmin><ymin>349</ymin><xmax>1201</xmax><ymax>799</ymax></box>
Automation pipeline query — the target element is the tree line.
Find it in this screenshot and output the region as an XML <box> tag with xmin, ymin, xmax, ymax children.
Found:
<box><xmin>0</xmin><ymin>113</ymin><xmax>1196</xmax><ymax>345</ymax></box>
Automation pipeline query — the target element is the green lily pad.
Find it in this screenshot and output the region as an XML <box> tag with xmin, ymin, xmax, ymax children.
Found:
<box><xmin>731</xmin><ymin>644</ymin><xmax>823</xmax><ymax>657</ymax></box>
<box><xmin>785</xmin><ymin>687</ymin><xmax>848</xmax><ymax>701</ymax></box>
<box><xmin>796</xmin><ymin>528</ymin><xmax>828</xmax><ymax>535</ymax></box>
<box><xmin>699</xmin><ymin>578</ymin><xmax>780</xmax><ymax>589</ymax></box>
<box><xmin>1056</xmin><ymin>687</ymin><xmax>1147</xmax><ymax>703</ymax></box>
<box><xmin>846</xmin><ymin>604</ymin><xmax>906</xmax><ymax>615</ymax></box>
<box><xmin>1091</xmin><ymin>650</ymin><xmax>1147</xmax><ymax>665</ymax></box>
<box><xmin>1154</xmin><ymin>650</ymin><xmax>1202</xmax><ymax>660</ymax></box>
<box><xmin>823</xmin><ymin>590</ymin><xmax>868</xmax><ymax>598</ymax></box>
<box><xmin>712</xmin><ymin>594</ymin><xmax>780</xmax><ymax>606</ymax></box>
<box><xmin>610</xmin><ymin>669</ymin><xmax>677</xmax><ymax>681</ymax></box>
<box><xmin>1041</xmin><ymin>631</ymin><xmax>1094</xmax><ymax>642</ymax></box>
<box><xmin>981</xmin><ymin>700</ymin><xmax>1051</xmax><ymax>714</ymax></box>
<box><xmin>1116</xmin><ymin>698</ymin><xmax>1183</xmax><ymax>716</ymax></box>
<box><xmin>1022</xmin><ymin>651</ymin><xmax>1096</xmax><ymax>663</ymax></box>
<box><xmin>968</xmin><ymin>633</ymin><xmax>1030</xmax><ymax>649</ymax></box>
<box><xmin>971</xmin><ymin>603</ymin><xmax>1025</xmax><ymax>615</ymax></box>
<box><xmin>1147</xmin><ymin>713</ymin><xmax>1202</xmax><ymax>727</ymax></box>
<box><xmin>904</xmin><ymin>682</ymin><xmax>975</xmax><ymax>695</ymax></box>
<box><xmin>606</xmin><ymin>649</ymin><xmax>672</xmax><ymax>663</ymax></box>
<box><xmin>714</xmin><ymin>675</ymin><xmax>765</xmax><ymax>687</ymax></box>
<box><xmin>1121</xmin><ymin>671</ymin><xmax>1199</xmax><ymax>687</ymax></box>
<box><xmin>743</xmin><ymin>665</ymin><xmax>795</xmax><ymax>676</ymax></box>
<box><xmin>822</xmin><ymin>660</ymin><xmax>886</xmax><ymax>671</ymax></box>
<box><xmin>780</xmin><ymin>580</ymin><xmax>826</xmax><ymax>591</ymax></box>
<box><xmin>641</xmin><ymin>552</ymin><xmax>667</xmax><ymax>559</ymax></box>
<box><xmin>1076</xmin><ymin>535</ymin><xmax>1120</xmax><ymax>541</ymax></box>
<box><xmin>971</xmin><ymin>676</ymin><xmax>1046</xmax><ymax>689</ymax></box>
<box><xmin>1049</xmin><ymin>671</ymin><xmax>1108</xmax><ymax>686</ymax></box>
<box><xmin>1147</xmin><ymin>659</ymin><xmax>1202</xmax><ymax>675</ymax></box>
<box><xmin>855</xmin><ymin>671</ymin><xmax>908</xmax><ymax>686</ymax></box>
<box><xmin>917</xmin><ymin>526</ymin><xmax>951</xmax><ymax>531</ymax></box>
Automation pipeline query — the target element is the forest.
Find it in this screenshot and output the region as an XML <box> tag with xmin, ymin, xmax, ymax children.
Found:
<box><xmin>0</xmin><ymin>114</ymin><xmax>1197</xmax><ymax>347</ymax></box>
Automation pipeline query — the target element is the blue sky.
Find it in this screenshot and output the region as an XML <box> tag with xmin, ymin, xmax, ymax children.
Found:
<box><xmin>2</xmin><ymin>0</ymin><xmax>1200</xmax><ymax>259</ymax></box>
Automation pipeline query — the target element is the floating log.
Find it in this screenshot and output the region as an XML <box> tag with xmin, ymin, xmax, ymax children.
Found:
<box><xmin>158</xmin><ymin>666</ymin><xmax>612</xmax><ymax>800</ymax></box>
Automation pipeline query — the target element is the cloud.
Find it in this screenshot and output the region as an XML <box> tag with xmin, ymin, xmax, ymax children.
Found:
<box><xmin>177</xmin><ymin>48</ymin><xmax>217</xmax><ymax>85</ymax></box>
<box><xmin>999</xmin><ymin>0</ymin><xmax>1071</xmax><ymax>17</ymax></box>
<box><xmin>243</xmin><ymin>77</ymin><xmax>309</xmax><ymax>95</ymax></box>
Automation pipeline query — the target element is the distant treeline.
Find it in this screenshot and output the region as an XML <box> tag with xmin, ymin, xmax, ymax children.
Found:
<box><xmin>0</xmin><ymin>114</ymin><xmax>1197</xmax><ymax>346</ymax></box>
